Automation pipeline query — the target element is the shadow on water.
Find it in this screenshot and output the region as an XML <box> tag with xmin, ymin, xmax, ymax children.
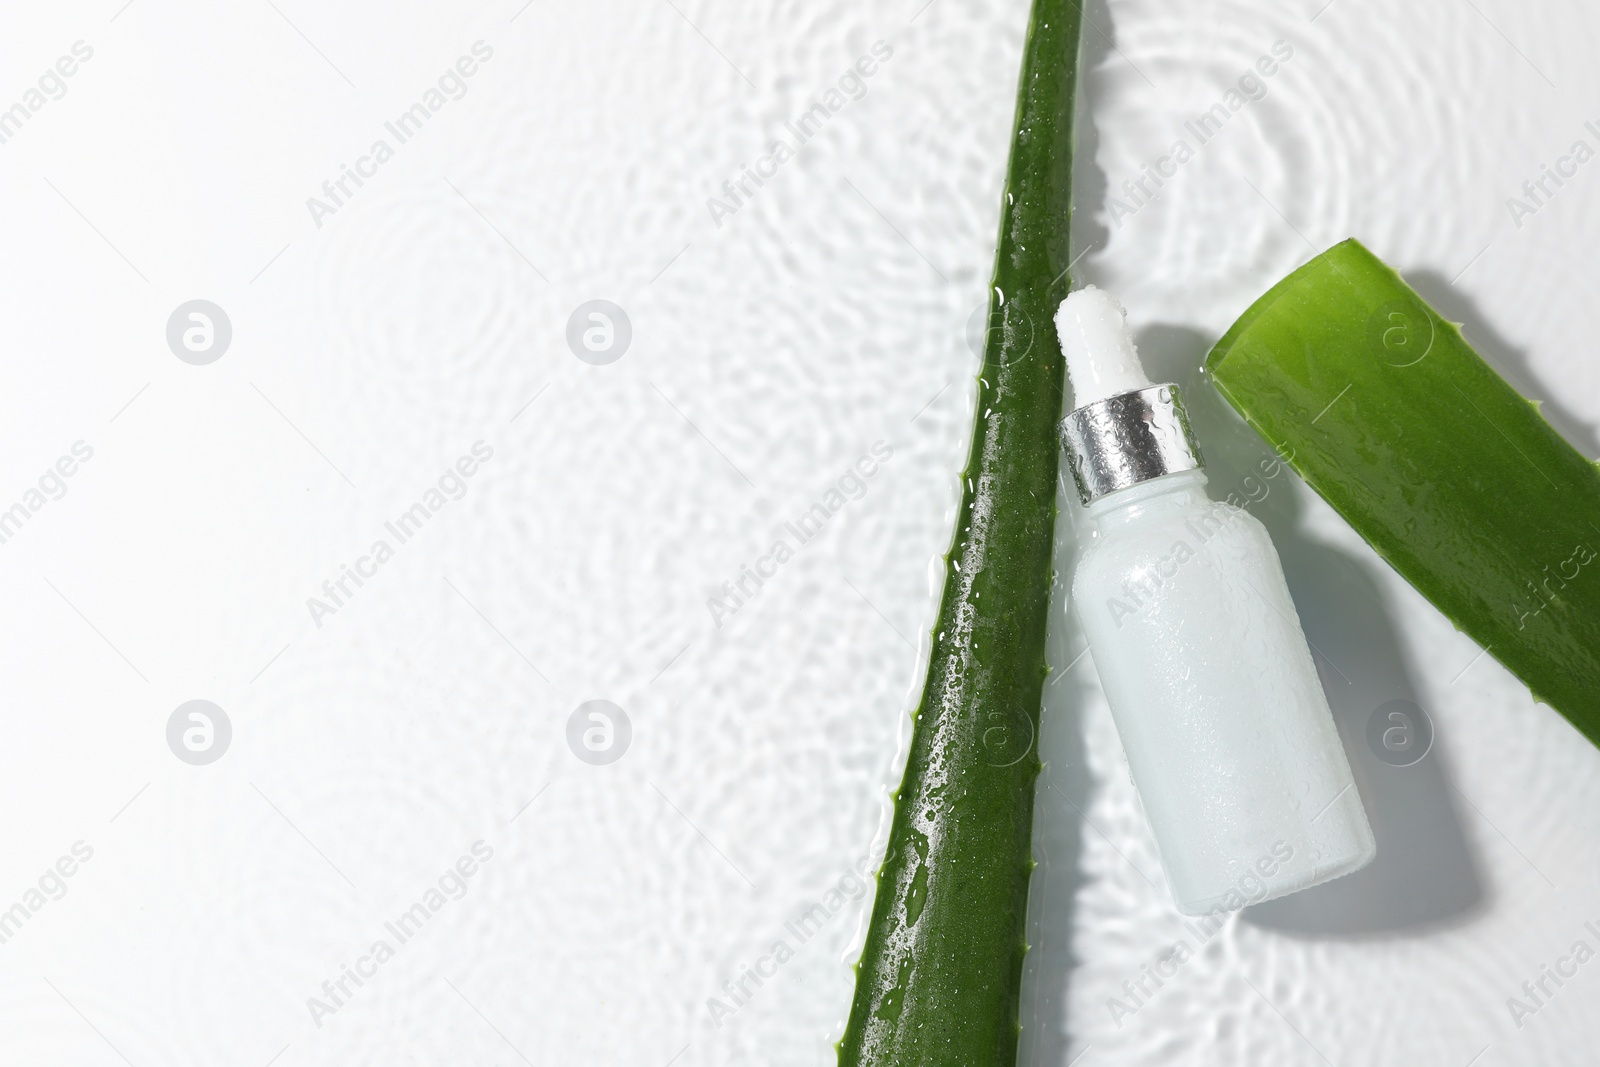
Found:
<box><xmin>1065</xmin><ymin>0</ymin><xmax>1111</xmax><ymax>277</ymax></box>
<box><xmin>1019</xmin><ymin>484</ymin><xmax>1098</xmax><ymax>1067</ymax></box>
<box><xmin>1138</xmin><ymin>323</ymin><xmax>1486</xmax><ymax>938</ymax></box>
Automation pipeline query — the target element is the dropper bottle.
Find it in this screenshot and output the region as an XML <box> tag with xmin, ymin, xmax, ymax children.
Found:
<box><xmin>1056</xmin><ymin>287</ymin><xmax>1375</xmax><ymax>915</ymax></box>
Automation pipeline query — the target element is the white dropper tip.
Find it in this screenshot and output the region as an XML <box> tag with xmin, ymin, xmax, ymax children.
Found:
<box><xmin>1055</xmin><ymin>286</ymin><xmax>1153</xmax><ymax>409</ymax></box>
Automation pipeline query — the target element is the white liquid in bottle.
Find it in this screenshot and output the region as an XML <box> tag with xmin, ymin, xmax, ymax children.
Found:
<box><xmin>1057</xmin><ymin>288</ymin><xmax>1375</xmax><ymax>915</ymax></box>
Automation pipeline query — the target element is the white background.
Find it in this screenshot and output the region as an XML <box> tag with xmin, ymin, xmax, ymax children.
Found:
<box><xmin>1</xmin><ymin>0</ymin><xmax>1598</xmax><ymax>1064</ymax></box>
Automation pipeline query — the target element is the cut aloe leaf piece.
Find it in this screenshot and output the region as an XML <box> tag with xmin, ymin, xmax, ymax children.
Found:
<box><xmin>1206</xmin><ymin>238</ymin><xmax>1600</xmax><ymax>741</ymax></box>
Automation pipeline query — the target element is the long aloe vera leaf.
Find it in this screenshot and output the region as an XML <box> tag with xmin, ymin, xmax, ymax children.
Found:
<box><xmin>1206</xmin><ymin>238</ymin><xmax>1600</xmax><ymax>741</ymax></box>
<box><xmin>838</xmin><ymin>2</ymin><xmax>1082</xmax><ymax>1063</ymax></box>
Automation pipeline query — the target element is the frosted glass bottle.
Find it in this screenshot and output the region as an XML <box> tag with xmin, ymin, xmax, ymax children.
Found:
<box><xmin>1057</xmin><ymin>287</ymin><xmax>1375</xmax><ymax>915</ymax></box>
<box><xmin>1074</xmin><ymin>468</ymin><xmax>1375</xmax><ymax>913</ymax></box>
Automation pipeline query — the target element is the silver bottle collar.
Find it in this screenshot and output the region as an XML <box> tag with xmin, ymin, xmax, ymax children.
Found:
<box><xmin>1059</xmin><ymin>383</ymin><xmax>1204</xmax><ymax>504</ymax></box>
